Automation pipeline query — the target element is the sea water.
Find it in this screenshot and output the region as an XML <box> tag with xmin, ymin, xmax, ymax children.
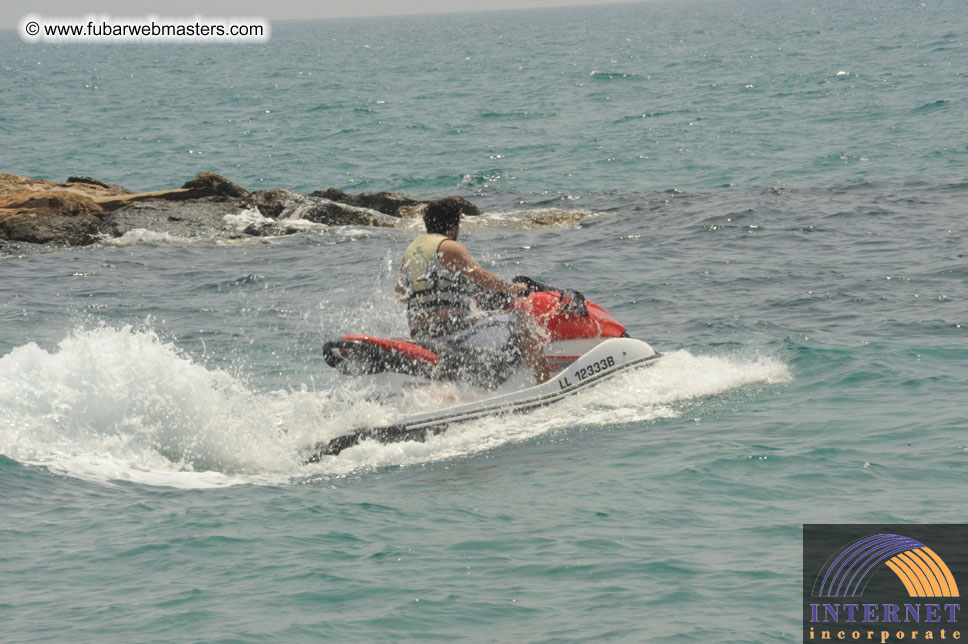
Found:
<box><xmin>1</xmin><ymin>0</ymin><xmax>966</xmax><ymax>641</ymax></box>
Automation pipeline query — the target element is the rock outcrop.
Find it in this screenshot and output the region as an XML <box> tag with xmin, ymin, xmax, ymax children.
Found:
<box><xmin>98</xmin><ymin>200</ymin><xmax>247</xmax><ymax>239</ymax></box>
<box><xmin>0</xmin><ymin>171</ymin><xmax>479</xmax><ymax>250</ymax></box>
<box><xmin>311</xmin><ymin>188</ymin><xmax>482</xmax><ymax>219</ymax></box>
<box><xmin>244</xmin><ymin>189</ymin><xmax>312</xmax><ymax>219</ymax></box>
<box><xmin>243</xmin><ymin>189</ymin><xmax>395</xmax><ymax>227</ymax></box>
<box><xmin>0</xmin><ymin>190</ymin><xmax>106</xmax><ymax>246</ymax></box>
<box><xmin>67</xmin><ymin>176</ymin><xmax>131</xmax><ymax>193</ymax></box>
<box><xmin>180</xmin><ymin>172</ymin><xmax>250</xmax><ymax>200</ymax></box>
<box><xmin>91</xmin><ymin>173</ymin><xmax>251</xmax><ymax>212</ymax></box>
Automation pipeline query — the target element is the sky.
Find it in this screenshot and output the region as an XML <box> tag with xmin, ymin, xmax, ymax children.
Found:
<box><xmin>4</xmin><ymin>0</ymin><xmax>642</xmax><ymax>30</ymax></box>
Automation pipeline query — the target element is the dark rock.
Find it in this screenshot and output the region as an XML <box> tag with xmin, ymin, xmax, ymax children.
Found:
<box><xmin>241</xmin><ymin>222</ymin><xmax>298</xmax><ymax>237</ymax></box>
<box><xmin>309</xmin><ymin>188</ymin><xmax>421</xmax><ymax>218</ymax></box>
<box><xmin>99</xmin><ymin>199</ymin><xmax>244</xmax><ymax>238</ymax></box>
<box><xmin>180</xmin><ymin>172</ymin><xmax>249</xmax><ymax>200</ymax></box>
<box><xmin>0</xmin><ymin>211</ymin><xmax>101</xmax><ymax>246</ymax></box>
<box><xmin>295</xmin><ymin>199</ymin><xmax>395</xmax><ymax>227</ymax></box>
<box><xmin>247</xmin><ymin>189</ymin><xmax>395</xmax><ymax>226</ymax></box>
<box><xmin>66</xmin><ymin>176</ymin><xmax>132</xmax><ymax>194</ymax></box>
<box><xmin>310</xmin><ymin>189</ymin><xmax>482</xmax><ymax>219</ymax></box>
<box><xmin>0</xmin><ymin>191</ymin><xmax>106</xmax><ymax>245</ymax></box>
<box><xmin>242</xmin><ymin>223</ymin><xmax>268</xmax><ymax>236</ymax></box>
<box><xmin>244</xmin><ymin>189</ymin><xmax>311</xmax><ymax>219</ymax></box>
<box><xmin>68</xmin><ymin>176</ymin><xmax>110</xmax><ymax>189</ymax></box>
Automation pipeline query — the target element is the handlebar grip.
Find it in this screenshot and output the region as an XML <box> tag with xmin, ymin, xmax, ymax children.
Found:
<box><xmin>512</xmin><ymin>276</ymin><xmax>589</xmax><ymax>317</ymax></box>
<box><xmin>512</xmin><ymin>275</ymin><xmax>554</xmax><ymax>294</ymax></box>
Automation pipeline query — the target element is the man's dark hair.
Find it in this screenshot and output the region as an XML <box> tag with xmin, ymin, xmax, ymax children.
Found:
<box><xmin>424</xmin><ymin>199</ymin><xmax>463</xmax><ymax>235</ymax></box>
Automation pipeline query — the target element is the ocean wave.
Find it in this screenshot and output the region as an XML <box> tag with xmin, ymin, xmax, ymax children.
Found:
<box><xmin>589</xmin><ymin>70</ymin><xmax>643</xmax><ymax>80</ymax></box>
<box><xmin>461</xmin><ymin>169</ymin><xmax>507</xmax><ymax>186</ymax></box>
<box><xmin>97</xmin><ymin>229</ymin><xmax>210</xmax><ymax>247</ymax></box>
<box><xmin>911</xmin><ymin>100</ymin><xmax>949</xmax><ymax>114</ymax></box>
<box><xmin>612</xmin><ymin>109</ymin><xmax>700</xmax><ymax>124</ymax></box>
<box><xmin>0</xmin><ymin>325</ymin><xmax>298</xmax><ymax>487</ymax></box>
<box><xmin>479</xmin><ymin>110</ymin><xmax>558</xmax><ymax>119</ymax></box>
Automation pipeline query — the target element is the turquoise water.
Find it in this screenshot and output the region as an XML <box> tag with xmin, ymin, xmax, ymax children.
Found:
<box><xmin>1</xmin><ymin>1</ymin><xmax>967</xmax><ymax>641</ymax></box>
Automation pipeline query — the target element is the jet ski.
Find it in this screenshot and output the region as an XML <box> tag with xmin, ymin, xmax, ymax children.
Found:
<box><xmin>307</xmin><ymin>277</ymin><xmax>659</xmax><ymax>459</ymax></box>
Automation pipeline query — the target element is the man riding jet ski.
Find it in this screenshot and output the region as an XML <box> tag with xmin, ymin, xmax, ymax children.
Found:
<box><xmin>394</xmin><ymin>199</ymin><xmax>550</xmax><ymax>384</ymax></box>
<box><xmin>313</xmin><ymin>200</ymin><xmax>661</xmax><ymax>456</ymax></box>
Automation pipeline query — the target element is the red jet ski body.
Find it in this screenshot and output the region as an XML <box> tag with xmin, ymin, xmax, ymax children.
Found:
<box><xmin>323</xmin><ymin>282</ymin><xmax>629</xmax><ymax>389</ymax></box>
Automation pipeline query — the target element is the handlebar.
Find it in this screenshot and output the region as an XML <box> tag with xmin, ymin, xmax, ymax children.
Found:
<box><xmin>512</xmin><ymin>276</ymin><xmax>589</xmax><ymax>317</ymax></box>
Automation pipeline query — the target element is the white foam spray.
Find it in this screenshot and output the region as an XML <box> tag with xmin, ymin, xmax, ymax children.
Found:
<box><xmin>0</xmin><ymin>326</ymin><xmax>790</xmax><ymax>487</ymax></box>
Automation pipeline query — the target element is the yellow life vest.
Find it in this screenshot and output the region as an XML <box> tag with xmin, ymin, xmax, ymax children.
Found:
<box><xmin>401</xmin><ymin>233</ymin><xmax>474</xmax><ymax>312</ymax></box>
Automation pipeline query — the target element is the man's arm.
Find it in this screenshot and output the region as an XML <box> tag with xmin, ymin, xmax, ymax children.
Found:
<box><xmin>438</xmin><ymin>240</ymin><xmax>525</xmax><ymax>294</ymax></box>
<box><xmin>394</xmin><ymin>262</ymin><xmax>408</xmax><ymax>300</ymax></box>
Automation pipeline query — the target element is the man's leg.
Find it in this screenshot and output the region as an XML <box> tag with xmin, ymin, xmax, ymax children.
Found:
<box><xmin>513</xmin><ymin>310</ymin><xmax>549</xmax><ymax>383</ymax></box>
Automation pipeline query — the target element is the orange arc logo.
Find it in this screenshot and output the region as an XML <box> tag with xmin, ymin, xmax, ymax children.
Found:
<box><xmin>885</xmin><ymin>547</ymin><xmax>960</xmax><ymax>598</ymax></box>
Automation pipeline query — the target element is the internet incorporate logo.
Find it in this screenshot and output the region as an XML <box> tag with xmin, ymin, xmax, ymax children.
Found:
<box><xmin>815</xmin><ymin>533</ymin><xmax>960</xmax><ymax>599</ymax></box>
<box><xmin>803</xmin><ymin>525</ymin><xmax>966</xmax><ymax>644</ymax></box>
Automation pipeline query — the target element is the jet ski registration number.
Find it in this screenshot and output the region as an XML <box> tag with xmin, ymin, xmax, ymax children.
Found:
<box><xmin>573</xmin><ymin>355</ymin><xmax>616</xmax><ymax>382</ymax></box>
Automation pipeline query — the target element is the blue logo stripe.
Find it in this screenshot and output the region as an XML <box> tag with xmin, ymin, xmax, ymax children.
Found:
<box><xmin>820</xmin><ymin>534</ymin><xmax>891</xmax><ymax>596</ymax></box>
<box><xmin>839</xmin><ymin>536</ymin><xmax>923</xmax><ymax>596</ymax></box>
<box><xmin>819</xmin><ymin>533</ymin><xmax>926</xmax><ymax>597</ymax></box>
<box><xmin>829</xmin><ymin>535</ymin><xmax>900</xmax><ymax>597</ymax></box>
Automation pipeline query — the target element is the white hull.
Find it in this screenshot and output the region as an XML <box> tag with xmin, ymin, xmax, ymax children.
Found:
<box><xmin>307</xmin><ymin>337</ymin><xmax>659</xmax><ymax>458</ymax></box>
